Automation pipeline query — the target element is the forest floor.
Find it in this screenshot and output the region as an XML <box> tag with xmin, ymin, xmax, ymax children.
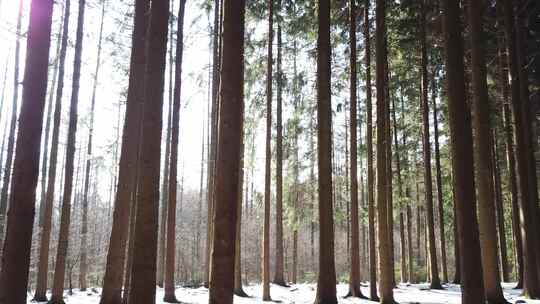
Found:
<box><xmin>28</xmin><ymin>282</ymin><xmax>539</xmax><ymax>303</ymax></box>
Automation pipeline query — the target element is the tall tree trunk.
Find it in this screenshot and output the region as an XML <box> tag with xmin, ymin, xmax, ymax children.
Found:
<box><xmin>467</xmin><ymin>0</ymin><xmax>506</xmax><ymax>301</ymax></box>
<box><xmin>291</xmin><ymin>39</ymin><xmax>300</xmax><ymax>286</ymax></box>
<box><xmin>79</xmin><ymin>2</ymin><xmax>105</xmax><ymax>290</ymax></box>
<box><xmin>273</xmin><ymin>0</ymin><xmax>286</xmax><ymax>286</ymax></box>
<box><xmin>49</xmin><ymin>0</ymin><xmax>86</xmax><ymax>301</ymax></box>
<box><xmin>432</xmin><ymin>72</ymin><xmax>448</xmax><ymax>284</ymax></box>
<box><xmin>33</xmin><ymin>0</ymin><xmax>71</xmax><ymax>300</ymax></box>
<box><xmin>208</xmin><ymin>1</ymin><xmax>245</xmax><ymax>302</ymax></box>
<box><xmin>492</xmin><ymin>132</ymin><xmax>509</xmax><ymax>283</ymax></box>
<box><xmin>100</xmin><ymin>0</ymin><xmax>148</xmax><ymax>303</ymax></box>
<box><xmin>419</xmin><ymin>0</ymin><xmax>441</xmax><ymax>289</ymax></box>
<box><xmin>441</xmin><ymin>0</ymin><xmax>486</xmax><ymax>302</ymax></box>
<box><xmin>0</xmin><ymin>0</ymin><xmax>23</xmax><ymax>244</ymax></box>
<box><xmin>392</xmin><ymin>91</ymin><xmax>406</xmax><ymax>283</ymax></box>
<box><xmin>496</xmin><ymin>22</ymin><xmax>523</xmax><ymax>284</ymax></box>
<box><xmin>0</xmin><ymin>0</ymin><xmax>54</xmax><ymax>302</ymax></box>
<box><xmin>314</xmin><ymin>1</ymin><xmax>337</xmax><ymax>303</ymax></box>
<box><xmin>502</xmin><ymin>0</ymin><xmax>540</xmax><ymax>297</ymax></box>
<box><xmin>364</xmin><ymin>1</ymin><xmax>378</xmax><ymax>300</ymax></box>
<box><xmin>262</xmin><ymin>0</ymin><xmax>273</xmax><ymax>300</ymax></box>
<box><xmin>347</xmin><ymin>0</ymin><xmax>365</xmax><ymax>298</ymax></box>
<box><xmin>163</xmin><ymin>0</ymin><xmax>186</xmax><ymax>301</ymax></box>
<box><xmin>125</xmin><ymin>0</ymin><xmax>169</xmax><ymax>302</ymax></box>
<box><xmin>158</xmin><ymin>70</ymin><xmax>173</xmax><ymax>290</ymax></box>
<box><xmin>375</xmin><ymin>0</ymin><xmax>394</xmax><ymax>302</ymax></box>
<box><xmin>38</xmin><ymin>10</ymin><xmax>63</xmax><ymax>226</ymax></box>
<box><xmin>204</xmin><ymin>0</ymin><xmax>221</xmax><ymax>287</ymax></box>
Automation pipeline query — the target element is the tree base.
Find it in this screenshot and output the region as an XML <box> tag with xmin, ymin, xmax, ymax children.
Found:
<box><xmin>47</xmin><ymin>298</ymin><xmax>66</xmax><ymax>304</ymax></box>
<box><xmin>344</xmin><ymin>286</ymin><xmax>367</xmax><ymax>299</ymax></box>
<box><xmin>163</xmin><ymin>295</ymin><xmax>180</xmax><ymax>303</ymax></box>
<box><xmin>233</xmin><ymin>288</ymin><xmax>249</xmax><ymax>297</ymax></box>
<box><xmin>369</xmin><ymin>295</ymin><xmax>380</xmax><ymax>302</ymax></box>
<box><xmin>430</xmin><ymin>282</ymin><xmax>444</xmax><ymax>290</ymax></box>
<box><xmin>272</xmin><ymin>280</ymin><xmax>289</xmax><ymax>288</ymax></box>
<box><xmin>32</xmin><ymin>295</ymin><xmax>48</xmax><ymax>302</ymax></box>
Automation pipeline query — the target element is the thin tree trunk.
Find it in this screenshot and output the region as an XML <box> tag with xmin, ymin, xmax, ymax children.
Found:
<box><xmin>0</xmin><ymin>0</ymin><xmax>54</xmax><ymax>302</ymax></box>
<box><xmin>495</xmin><ymin>0</ymin><xmax>522</xmax><ymax>288</ymax></box>
<box><xmin>452</xmin><ymin>181</ymin><xmax>461</xmax><ymax>284</ymax></box>
<box><xmin>364</xmin><ymin>1</ymin><xmax>378</xmax><ymax>300</ymax></box>
<box><xmin>0</xmin><ymin>0</ymin><xmax>23</xmax><ymax>244</ymax></box>
<box><xmin>158</xmin><ymin>69</ymin><xmax>172</xmax><ymax>290</ymax></box>
<box><xmin>492</xmin><ymin>132</ymin><xmax>509</xmax><ymax>283</ymax></box>
<box><xmin>207</xmin><ymin>2</ymin><xmax>245</xmax><ymax>302</ymax></box>
<box><xmin>347</xmin><ymin>0</ymin><xmax>365</xmax><ymax>298</ymax></box>
<box><xmin>163</xmin><ymin>0</ymin><xmax>186</xmax><ymax>301</ymax></box>
<box><xmin>79</xmin><ymin>2</ymin><xmax>105</xmax><ymax>290</ymax></box>
<box><xmin>234</xmin><ymin>130</ymin><xmax>248</xmax><ymax>297</ymax></box>
<box><xmin>273</xmin><ymin>0</ymin><xmax>286</xmax><ymax>286</ymax></box>
<box><xmin>432</xmin><ymin>71</ymin><xmax>448</xmax><ymax>284</ymax></box>
<box><xmin>49</xmin><ymin>0</ymin><xmax>86</xmax><ymax>301</ymax></box>
<box><xmin>262</xmin><ymin>0</ymin><xmax>273</xmax><ymax>300</ymax></box>
<box><xmin>100</xmin><ymin>1</ymin><xmax>148</xmax><ymax>303</ymax></box>
<box><xmin>314</xmin><ymin>1</ymin><xmax>337</xmax><ymax>303</ymax></box>
<box><xmin>38</xmin><ymin>10</ymin><xmax>63</xmax><ymax>227</ymax></box>
<box><xmin>419</xmin><ymin>0</ymin><xmax>441</xmax><ymax>289</ymax></box>
<box><xmin>441</xmin><ymin>0</ymin><xmax>486</xmax><ymax>302</ymax></box>
<box><xmin>125</xmin><ymin>0</ymin><xmax>169</xmax><ymax>302</ymax></box>
<box><xmin>33</xmin><ymin>0</ymin><xmax>71</xmax><ymax>300</ymax></box>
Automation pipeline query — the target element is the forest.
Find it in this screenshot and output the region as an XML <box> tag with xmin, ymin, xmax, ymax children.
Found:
<box><xmin>0</xmin><ymin>0</ymin><xmax>538</xmax><ymax>303</ymax></box>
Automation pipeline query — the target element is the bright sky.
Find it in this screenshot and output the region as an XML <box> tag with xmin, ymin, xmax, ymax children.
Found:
<box><xmin>0</xmin><ymin>0</ymin><xmax>219</xmax><ymax>203</ymax></box>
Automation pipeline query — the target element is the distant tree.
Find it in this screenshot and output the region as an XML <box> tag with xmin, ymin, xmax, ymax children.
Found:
<box><xmin>49</xmin><ymin>0</ymin><xmax>86</xmax><ymax>301</ymax></box>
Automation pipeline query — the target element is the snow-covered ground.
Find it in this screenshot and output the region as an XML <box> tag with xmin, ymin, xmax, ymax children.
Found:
<box><xmin>29</xmin><ymin>282</ymin><xmax>540</xmax><ymax>303</ymax></box>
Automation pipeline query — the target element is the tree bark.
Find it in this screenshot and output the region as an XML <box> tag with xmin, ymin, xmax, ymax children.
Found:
<box><xmin>125</xmin><ymin>0</ymin><xmax>169</xmax><ymax>302</ymax></box>
<box><xmin>262</xmin><ymin>0</ymin><xmax>273</xmax><ymax>300</ymax></box>
<box><xmin>33</xmin><ymin>0</ymin><xmax>71</xmax><ymax>300</ymax></box>
<box><xmin>419</xmin><ymin>0</ymin><xmax>441</xmax><ymax>289</ymax></box>
<box><xmin>492</xmin><ymin>132</ymin><xmax>509</xmax><ymax>283</ymax></box>
<box><xmin>347</xmin><ymin>0</ymin><xmax>365</xmax><ymax>298</ymax></box>
<box><xmin>208</xmin><ymin>1</ymin><xmax>245</xmax><ymax>302</ymax></box>
<box><xmin>100</xmin><ymin>1</ymin><xmax>148</xmax><ymax>303</ymax></box>
<box><xmin>0</xmin><ymin>0</ymin><xmax>54</xmax><ymax>302</ymax></box>
<box><xmin>441</xmin><ymin>0</ymin><xmax>486</xmax><ymax>302</ymax></box>
<box><xmin>163</xmin><ymin>0</ymin><xmax>186</xmax><ymax>301</ymax></box>
<box><xmin>375</xmin><ymin>0</ymin><xmax>394</xmax><ymax>302</ymax></box>
<box><xmin>313</xmin><ymin>1</ymin><xmax>337</xmax><ymax>303</ymax></box>
<box><xmin>431</xmin><ymin>71</ymin><xmax>448</xmax><ymax>284</ymax></box>
<box><xmin>273</xmin><ymin>0</ymin><xmax>286</xmax><ymax>286</ymax></box>
<box><xmin>205</xmin><ymin>0</ymin><xmax>222</xmax><ymax>287</ymax></box>
<box><xmin>467</xmin><ymin>0</ymin><xmax>507</xmax><ymax>301</ymax></box>
<box><xmin>364</xmin><ymin>1</ymin><xmax>378</xmax><ymax>300</ymax></box>
<box><xmin>49</xmin><ymin>0</ymin><xmax>86</xmax><ymax>301</ymax></box>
